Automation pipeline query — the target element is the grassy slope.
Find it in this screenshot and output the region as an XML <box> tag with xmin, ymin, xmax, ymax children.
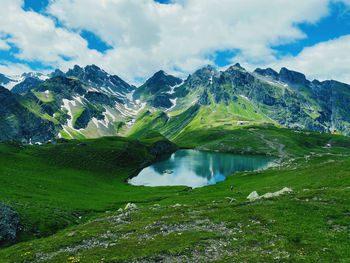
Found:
<box><xmin>174</xmin><ymin>125</ymin><xmax>350</xmax><ymax>157</ymax></box>
<box><xmin>15</xmin><ymin>96</ymin><xmax>60</xmax><ymax>125</ymax></box>
<box><xmin>128</xmin><ymin>110</ymin><xmax>168</xmax><ymax>138</ymax></box>
<box><xmin>0</xmin><ymin>136</ymin><xmax>179</xmax><ymax>243</ymax></box>
<box><xmin>128</xmin><ymin>97</ymin><xmax>275</xmax><ymax>142</ymax></box>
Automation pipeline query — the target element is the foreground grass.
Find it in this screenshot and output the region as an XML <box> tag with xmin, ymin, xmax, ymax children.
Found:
<box><xmin>1</xmin><ymin>152</ymin><xmax>350</xmax><ymax>262</ymax></box>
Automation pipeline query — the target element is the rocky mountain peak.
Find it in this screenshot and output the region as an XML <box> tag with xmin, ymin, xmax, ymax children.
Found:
<box><xmin>0</xmin><ymin>73</ymin><xmax>12</xmax><ymax>86</ymax></box>
<box><xmin>279</xmin><ymin>67</ymin><xmax>309</xmax><ymax>86</ymax></box>
<box><xmin>254</xmin><ymin>67</ymin><xmax>279</xmax><ymax>80</ymax></box>
<box><xmin>50</xmin><ymin>69</ymin><xmax>65</xmax><ymax>77</ymax></box>
<box><xmin>66</xmin><ymin>65</ymin><xmax>84</xmax><ymax>77</ymax></box>
<box><xmin>232</xmin><ymin>63</ymin><xmax>245</xmax><ymax>70</ymax></box>
<box><xmin>144</xmin><ymin>70</ymin><xmax>181</xmax><ymax>89</ymax></box>
<box><xmin>64</xmin><ymin>64</ymin><xmax>134</xmax><ymax>96</ymax></box>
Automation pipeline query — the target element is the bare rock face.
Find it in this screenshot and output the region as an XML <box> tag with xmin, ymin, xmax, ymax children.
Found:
<box><xmin>0</xmin><ymin>203</ymin><xmax>21</xmax><ymax>244</ymax></box>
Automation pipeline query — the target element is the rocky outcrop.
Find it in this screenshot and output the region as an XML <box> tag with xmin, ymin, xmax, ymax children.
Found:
<box><xmin>198</xmin><ymin>90</ymin><xmax>210</xmax><ymax>105</ymax></box>
<box><xmin>151</xmin><ymin>94</ymin><xmax>173</xmax><ymax>108</ymax></box>
<box><xmin>11</xmin><ymin>77</ymin><xmax>44</xmax><ymax>93</ymax></box>
<box><xmin>85</xmin><ymin>91</ymin><xmax>121</xmax><ymax>106</ymax></box>
<box><xmin>0</xmin><ymin>203</ymin><xmax>21</xmax><ymax>244</ymax></box>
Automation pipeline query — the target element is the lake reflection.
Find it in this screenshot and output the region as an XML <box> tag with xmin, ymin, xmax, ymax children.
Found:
<box><xmin>128</xmin><ymin>149</ymin><xmax>274</xmax><ymax>188</ymax></box>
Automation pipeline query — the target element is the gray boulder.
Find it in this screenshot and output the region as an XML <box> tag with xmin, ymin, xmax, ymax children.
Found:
<box><xmin>0</xmin><ymin>203</ymin><xmax>21</xmax><ymax>244</ymax></box>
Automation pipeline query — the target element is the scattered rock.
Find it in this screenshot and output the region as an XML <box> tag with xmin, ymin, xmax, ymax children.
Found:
<box><xmin>117</xmin><ymin>208</ymin><xmax>123</xmax><ymax>212</ymax></box>
<box><xmin>247</xmin><ymin>187</ymin><xmax>292</xmax><ymax>201</ymax></box>
<box><xmin>124</xmin><ymin>203</ymin><xmax>137</xmax><ymax>210</ymax></box>
<box><xmin>260</xmin><ymin>187</ymin><xmax>292</xmax><ymax>199</ymax></box>
<box><xmin>225</xmin><ymin>197</ymin><xmax>237</xmax><ymax>203</ymax></box>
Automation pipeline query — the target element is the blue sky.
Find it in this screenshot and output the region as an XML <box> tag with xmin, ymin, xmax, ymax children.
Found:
<box><xmin>0</xmin><ymin>0</ymin><xmax>350</xmax><ymax>84</ymax></box>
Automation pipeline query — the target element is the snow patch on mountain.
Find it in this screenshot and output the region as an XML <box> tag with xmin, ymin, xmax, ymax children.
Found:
<box><xmin>167</xmin><ymin>98</ymin><xmax>177</xmax><ymax>112</ymax></box>
<box><xmin>167</xmin><ymin>81</ymin><xmax>184</xmax><ymax>95</ymax></box>
<box><xmin>61</xmin><ymin>99</ymin><xmax>78</xmax><ymax>129</ymax></box>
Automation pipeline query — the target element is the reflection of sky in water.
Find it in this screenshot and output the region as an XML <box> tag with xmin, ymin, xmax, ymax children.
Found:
<box><xmin>129</xmin><ymin>150</ymin><xmax>274</xmax><ymax>188</ymax></box>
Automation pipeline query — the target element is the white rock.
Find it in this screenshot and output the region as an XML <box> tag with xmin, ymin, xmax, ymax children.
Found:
<box><xmin>124</xmin><ymin>203</ymin><xmax>137</xmax><ymax>210</ymax></box>
<box><xmin>248</xmin><ymin>187</ymin><xmax>292</xmax><ymax>201</ymax></box>
<box><xmin>247</xmin><ymin>191</ymin><xmax>260</xmax><ymax>201</ymax></box>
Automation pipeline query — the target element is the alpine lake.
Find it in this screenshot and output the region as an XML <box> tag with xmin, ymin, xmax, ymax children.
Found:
<box><xmin>129</xmin><ymin>149</ymin><xmax>275</xmax><ymax>188</ymax></box>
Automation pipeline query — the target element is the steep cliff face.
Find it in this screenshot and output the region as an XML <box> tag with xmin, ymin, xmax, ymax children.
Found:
<box><xmin>0</xmin><ymin>87</ymin><xmax>58</xmax><ymax>143</ymax></box>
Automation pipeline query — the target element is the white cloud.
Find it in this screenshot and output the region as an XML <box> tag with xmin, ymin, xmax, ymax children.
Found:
<box><xmin>47</xmin><ymin>0</ymin><xmax>332</xmax><ymax>81</ymax></box>
<box><xmin>0</xmin><ymin>61</ymin><xmax>32</xmax><ymax>76</ymax></box>
<box><xmin>0</xmin><ymin>39</ymin><xmax>10</xmax><ymax>50</ymax></box>
<box><xmin>0</xmin><ymin>0</ymin><xmax>104</xmax><ymax>72</ymax></box>
<box><xmin>1</xmin><ymin>0</ymin><xmax>350</xmax><ymax>84</ymax></box>
<box><xmin>268</xmin><ymin>34</ymin><xmax>350</xmax><ymax>83</ymax></box>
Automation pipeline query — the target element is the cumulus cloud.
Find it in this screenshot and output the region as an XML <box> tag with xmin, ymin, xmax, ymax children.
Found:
<box><xmin>0</xmin><ymin>61</ymin><xmax>32</xmax><ymax>76</ymax></box>
<box><xmin>267</xmin><ymin>34</ymin><xmax>350</xmax><ymax>83</ymax></box>
<box><xmin>0</xmin><ymin>0</ymin><xmax>349</xmax><ymax>84</ymax></box>
<box><xmin>0</xmin><ymin>0</ymin><xmax>104</xmax><ymax>72</ymax></box>
<box><xmin>46</xmin><ymin>0</ymin><xmax>334</xmax><ymax>81</ymax></box>
<box><xmin>0</xmin><ymin>40</ymin><xmax>10</xmax><ymax>51</ymax></box>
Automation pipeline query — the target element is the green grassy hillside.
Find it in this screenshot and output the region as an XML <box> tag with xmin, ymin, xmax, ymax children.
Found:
<box><xmin>174</xmin><ymin>125</ymin><xmax>350</xmax><ymax>158</ymax></box>
<box><xmin>0</xmin><ymin>135</ymin><xmax>178</xmax><ymax>244</ymax></box>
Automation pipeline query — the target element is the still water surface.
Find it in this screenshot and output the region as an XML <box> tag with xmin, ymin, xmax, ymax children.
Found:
<box><xmin>129</xmin><ymin>149</ymin><xmax>274</xmax><ymax>188</ymax></box>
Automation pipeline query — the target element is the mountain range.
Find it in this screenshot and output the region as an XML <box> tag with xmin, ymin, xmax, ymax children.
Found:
<box><xmin>1</xmin><ymin>63</ymin><xmax>349</xmax><ymax>143</ymax></box>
